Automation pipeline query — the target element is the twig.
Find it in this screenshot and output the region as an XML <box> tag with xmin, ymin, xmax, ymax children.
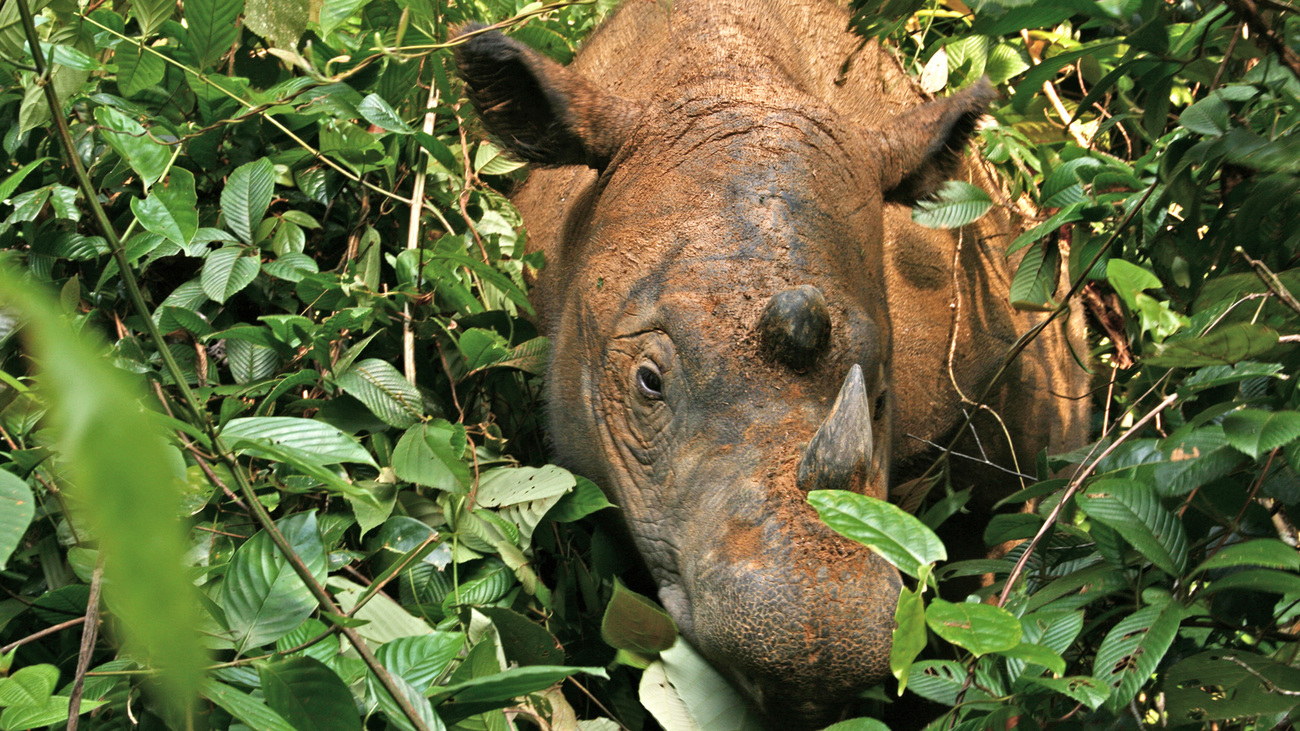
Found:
<box><xmin>1021</xmin><ymin>30</ymin><xmax>1091</xmax><ymax>147</ymax></box>
<box><xmin>66</xmin><ymin>559</ymin><xmax>104</xmax><ymax>731</ymax></box>
<box><xmin>405</xmin><ymin>62</ymin><xmax>442</xmax><ymax>385</ymax></box>
<box><xmin>998</xmin><ymin>391</ymin><xmax>1180</xmax><ymax>606</ymax></box>
<box><xmin>904</xmin><ymin>434</ymin><xmax>1036</xmax><ymax>479</ymax></box>
<box><xmin>1236</xmin><ymin>246</ymin><xmax>1300</xmax><ymax>317</ymax></box>
<box><xmin>0</xmin><ymin>617</ymin><xmax>86</xmax><ymax>655</ymax></box>
<box><xmin>1222</xmin><ymin>0</ymin><xmax>1300</xmax><ymax>80</ymax></box>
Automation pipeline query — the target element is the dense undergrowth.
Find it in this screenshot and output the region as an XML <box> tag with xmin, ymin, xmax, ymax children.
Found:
<box><xmin>0</xmin><ymin>0</ymin><xmax>1297</xmax><ymax>729</ymax></box>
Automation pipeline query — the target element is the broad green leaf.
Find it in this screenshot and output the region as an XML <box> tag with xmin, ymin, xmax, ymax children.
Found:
<box><xmin>186</xmin><ymin>0</ymin><xmax>244</xmax><ymax>69</ymax></box>
<box><xmin>132</xmin><ymin>0</ymin><xmax>173</xmax><ymax>36</ymax></box>
<box><xmin>925</xmin><ymin>599</ymin><xmax>1021</xmax><ymax>656</ymax></box>
<box><xmin>258</xmin><ymin>656</ymin><xmax>361</xmax><ymax>731</ymax></box>
<box><xmin>376</xmin><ymin>633</ymin><xmax>465</xmax><ymax>691</ymax></box>
<box><xmin>0</xmin><ymin>470</ymin><xmax>34</xmax><ymax>570</ymax></box>
<box><xmin>335</xmin><ymin>358</ymin><xmax>422</xmax><ymax>429</ymax></box>
<box><xmin>367</xmin><ymin>669</ymin><xmax>444</xmax><ymax>731</ymax></box>
<box><xmin>202</xmin><ymin>246</ymin><xmax>260</xmax><ymax>303</ymax></box>
<box><xmin>0</xmin><ymin>158</ymin><xmax>52</xmax><ymax>202</ymax></box>
<box><xmin>0</xmin><ymin>269</ymin><xmax>203</xmax><ymax>705</ymax></box>
<box><xmin>1075</xmin><ymin>479</ymin><xmax>1189</xmax><ymax>576</ymax></box>
<box><xmin>459</xmin><ymin>328</ymin><xmax>510</xmax><ymax>372</ymax></box>
<box><xmin>1165</xmin><ymin>651</ymin><xmax>1300</xmax><ymax>723</ymax></box>
<box><xmin>1009</xmin><ymin>240</ymin><xmax>1059</xmax><ymax>311</ymax></box>
<box><xmin>1092</xmin><ymin>599</ymin><xmax>1185</xmax><ymax>709</ymax></box>
<box><xmin>911</xmin><ymin>181</ymin><xmax>993</xmax><ymax>229</ymax></box>
<box><xmin>0</xmin><ymin>696</ymin><xmax>104</xmax><ymax>731</ymax></box>
<box><xmin>601</xmin><ymin>579</ymin><xmax>677</xmax><ymax>655</ymax></box>
<box><xmin>226</xmin><ymin>338</ymin><xmax>280</xmax><ymax>384</ymax></box>
<box><xmin>474</xmin><ymin>142</ymin><xmax>527</xmax><ymax>176</ymax></box>
<box><xmin>1145</xmin><ymin>323</ymin><xmax>1280</xmax><ymax>367</ymax></box>
<box><xmin>1026</xmin><ymin>676</ymin><xmax>1109</xmax><ymax>710</ymax></box>
<box><xmin>639</xmin><ymin>660</ymin><xmax>698</xmax><ymax>731</ymax></box>
<box><xmin>330</xmin><ymin>577</ymin><xmax>435</xmax><ymax>644</ymax></box>
<box><xmin>430</xmin><ymin>665</ymin><xmax>608</xmax><ymax>705</ymax></box>
<box><xmin>906</xmin><ymin>660</ymin><xmax>994</xmax><ymax>707</ymax></box>
<box><xmin>1180</xmin><ymin>362</ymin><xmax>1286</xmax><ymax>394</ymax></box>
<box><xmin>656</xmin><ymin>640</ymin><xmax>764</xmax><ymax>731</ymax></box>
<box><xmin>0</xmin><ymin>665</ymin><xmax>58</xmax><ymax>706</ymax></box>
<box><xmin>93</xmin><ymin>106</ymin><xmax>171</xmax><ymax>187</ymax></box>
<box><xmin>890</xmin><ymin>580</ymin><xmax>927</xmax><ymax>694</ymax></box>
<box><xmin>244</xmin><ymin>0</ymin><xmax>308</xmax><ymax>47</ymax></box>
<box><xmin>546</xmin><ymin>476</ymin><xmax>615</xmax><ymax>522</ymax></box>
<box><xmin>221</xmin><ymin>511</ymin><xmax>327</xmax><ymax>652</ymax></box>
<box><xmin>131</xmin><ymin>169</ymin><xmax>198</xmax><ymax>246</ymax></box>
<box><xmin>221</xmin><ymin>417</ymin><xmax>376</xmax><ymax>466</ymax></box>
<box><xmin>1153</xmin><ymin>426</ymin><xmax>1243</xmax><ymax>497</ymax></box>
<box><xmin>1107</xmin><ymin>258</ymin><xmax>1162</xmax><ymax>312</ymax></box>
<box><xmin>358</xmin><ymin>94</ymin><xmax>415</xmax><ymax>134</ymax></box>
<box><xmin>221</xmin><ymin>158</ymin><xmax>275</xmax><ymax>245</ymax></box>
<box><xmin>1192</xmin><ymin>539</ymin><xmax>1300</xmax><ymax>575</ymax></box>
<box><xmin>391</xmin><ymin>422</ymin><xmax>469</xmax><ymax>493</ymax></box>
<box><xmin>474</xmin><ymin>465</ymin><xmax>576</xmax><ymax>507</ymax></box>
<box><xmin>999</xmin><ymin>642</ymin><xmax>1065</xmax><ymax>675</ymax></box>
<box><xmin>820</xmin><ymin>721</ymin><xmax>891</xmax><ymax>731</ymax></box>
<box><xmin>115</xmin><ymin>43</ymin><xmax>165</xmax><ymax>96</ymax></box>
<box><xmin>1222</xmin><ymin>409</ymin><xmax>1300</xmax><ymax>459</ymax></box>
<box><xmin>1198</xmin><ymin>568</ymin><xmax>1300</xmax><ymax>597</ymax></box>
<box><xmin>202</xmin><ymin>679</ymin><xmax>298</xmax><ymax>731</ymax></box>
<box><xmin>809</xmin><ymin>490</ymin><xmax>946</xmax><ymax>579</ymax></box>
<box><xmin>318</xmin><ymin>0</ymin><xmax>370</xmax><ymax>37</ymax></box>
<box><xmin>1180</xmin><ymin>93</ymin><xmax>1230</xmax><ymax>136</ymax></box>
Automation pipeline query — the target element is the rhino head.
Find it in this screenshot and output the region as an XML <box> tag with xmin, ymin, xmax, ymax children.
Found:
<box><xmin>457</xmin><ymin>15</ymin><xmax>994</xmax><ymax>725</ymax></box>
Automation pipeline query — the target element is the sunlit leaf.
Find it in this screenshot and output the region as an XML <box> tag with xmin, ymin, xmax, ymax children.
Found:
<box><xmin>809</xmin><ymin>490</ymin><xmax>946</xmax><ymax>578</ymax></box>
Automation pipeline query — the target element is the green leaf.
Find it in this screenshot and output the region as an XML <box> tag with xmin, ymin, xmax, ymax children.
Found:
<box><xmin>820</xmin><ymin>720</ymin><xmax>891</xmax><ymax>731</ymax></box>
<box><xmin>906</xmin><ymin>660</ymin><xmax>993</xmax><ymax>707</ymax></box>
<box><xmin>0</xmin><ymin>665</ymin><xmax>58</xmax><ymax>706</ymax></box>
<box><xmin>1179</xmin><ymin>93</ymin><xmax>1230</xmax><ymax>136</ymax></box>
<box><xmin>1145</xmin><ymin>323</ymin><xmax>1280</xmax><ymax>367</ymax></box>
<box><xmin>221</xmin><ymin>158</ymin><xmax>275</xmax><ymax>245</ymax></box>
<box><xmin>1075</xmin><ymin>479</ymin><xmax>1188</xmax><ymax>576</ymax></box>
<box><xmin>1165</xmin><ymin>651</ymin><xmax>1300</xmax><ymax>723</ymax></box>
<box><xmin>1198</xmin><ymin>568</ymin><xmax>1300</xmax><ymax>597</ymax></box>
<box><xmin>244</xmin><ymin>0</ymin><xmax>309</xmax><ymax>47</ymax></box>
<box><xmin>367</xmin><ymin>669</ymin><xmax>445</xmax><ymax>731</ymax></box>
<box><xmin>226</xmin><ymin>339</ymin><xmax>280</xmax><ymax>384</ymax></box>
<box><xmin>809</xmin><ymin>490</ymin><xmax>947</xmax><ymax>579</ymax></box>
<box><xmin>925</xmin><ymin>599</ymin><xmax>1021</xmax><ymax>656</ymax></box>
<box><xmin>201</xmin><ymin>679</ymin><xmax>299</xmax><ymax>731</ymax></box>
<box><xmin>474</xmin><ymin>465</ymin><xmax>576</xmax><ymax>507</ymax></box>
<box><xmin>335</xmin><ymin>358</ymin><xmax>423</xmax><ymax>429</ymax></box>
<box><xmin>0</xmin><ymin>158</ymin><xmax>53</xmax><ymax>202</ymax></box>
<box><xmin>1026</xmin><ymin>676</ymin><xmax>1109</xmax><ymax>710</ymax></box>
<box><xmin>115</xmin><ymin>44</ymin><xmax>165</xmax><ymax>97</ymax></box>
<box><xmin>458</xmin><ymin>328</ymin><xmax>510</xmax><ymax>372</ymax></box>
<box><xmin>0</xmin><ymin>696</ymin><xmax>104</xmax><ymax>731</ymax></box>
<box><xmin>221</xmin><ymin>417</ymin><xmax>376</xmax><ymax>466</ymax></box>
<box><xmin>473</xmin><ymin>142</ymin><xmax>527</xmax><ymax>176</ymax></box>
<box><xmin>358</xmin><ymin>94</ymin><xmax>415</xmax><ymax>134</ymax></box>
<box><xmin>656</xmin><ymin>640</ymin><xmax>765</xmax><ymax>731</ymax></box>
<box><xmin>890</xmin><ymin>579</ymin><xmax>927</xmax><ymax>694</ymax></box>
<box><xmin>391</xmin><ymin>422</ymin><xmax>469</xmax><ymax>492</ymax></box>
<box><xmin>1192</xmin><ymin>539</ymin><xmax>1300</xmax><ymax>575</ymax></box>
<box><xmin>546</xmin><ymin>476</ymin><xmax>614</xmax><ymax>522</ymax></box>
<box><xmin>601</xmin><ymin>579</ymin><xmax>677</xmax><ymax>655</ymax></box>
<box><xmin>999</xmin><ymin>642</ymin><xmax>1065</xmax><ymax>676</ymax></box>
<box><xmin>0</xmin><ymin>269</ymin><xmax>203</xmax><ymax>705</ymax></box>
<box><xmin>376</xmin><ymin>634</ymin><xmax>465</xmax><ymax>691</ymax></box>
<box><xmin>330</xmin><ymin>577</ymin><xmax>436</xmax><ymax>644</ymax></box>
<box><xmin>1107</xmin><ymin>259</ymin><xmax>1162</xmax><ymax>312</ymax></box>
<box><xmin>93</xmin><ymin>106</ymin><xmax>171</xmax><ymax>187</ymax></box>
<box><xmin>132</xmin><ymin>0</ymin><xmax>174</xmax><ymax>36</ymax></box>
<box><xmin>0</xmin><ymin>470</ymin><xmax>34</xmax><ymax>570</ymax></box>
<box><xmin>1009</xmin><ymin>240</ymin><xmax>1059</xmax><ymax>311</ymax></box>
<box><xmin>186</xmin><ymin>0</ymin><xmax>244</xmax><ymax>69</ymax></box>
<box><xmin>221</xmin><ymin>511</ymin><xmax>327</xmax><ymax>652</ymax></box>
<box><xmin>1092</xmin><ymin>599</ymin><xmax>1185</xmax><ymax>709</ymax></box>
<box><xmin>431</xmin><ymin>665</ymin><xmax>608</xmax><ymax>705</ymax></box>
<box><xmin>1222</xmin><ymin>409</ymin><xmax>1300</xmax><ymax>459</ymax></box>
<box><xmin>131</xmin><ymin>168</ymin><xmax>198</xmax><ymax>246</ymax></box>
<box><xmin>258</xmin><ymin>657</ymin><xmax>361</xmax><ymax>731</ymax></box>
<box><xmin>202</xmin><ymin>246</ymin><xmax>260</xmax><ymax>303</ymax></box>
<box><xmin>911</xmin><ymin>181</ymin><xmax>993</xmax><ymax>229</ymax></box>
<box><xmin>318</xmin><ymin>0</ymin><xmax>370</xmax><ymax>37</ymax></box>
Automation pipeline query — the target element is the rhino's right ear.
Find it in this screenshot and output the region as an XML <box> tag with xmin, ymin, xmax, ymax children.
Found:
<box><xmin>454</xmin><ymin>25</ymin><xmax>642</xmax><ymax>169</ymax></box>
<box><xmin>878</xmin><ymin>80</ymin><xmax>997</xmax><ymax>202</ymax></box>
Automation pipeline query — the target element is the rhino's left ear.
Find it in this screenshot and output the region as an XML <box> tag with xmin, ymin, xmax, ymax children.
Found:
<box><xmin>878</xmin><ymin>80</ymin><xmax>997</xmax><ymax>202</ymax></box>
<box><xmin>454</xmin><ymin>25</ymin><xmax>643</xmax><ymax>169</ymax></box>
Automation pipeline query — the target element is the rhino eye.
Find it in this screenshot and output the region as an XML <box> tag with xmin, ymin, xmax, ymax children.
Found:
<box><xmin>636</xmin><ymin>364</ymin><xmax>663</xmax><ymax>399</ymax></box>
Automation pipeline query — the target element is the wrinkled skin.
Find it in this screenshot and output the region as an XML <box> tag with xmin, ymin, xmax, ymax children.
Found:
<box><xmin>457</xmin><ymin>1</ymin><xmax>1089</xmax><ymax>726</ymax></box>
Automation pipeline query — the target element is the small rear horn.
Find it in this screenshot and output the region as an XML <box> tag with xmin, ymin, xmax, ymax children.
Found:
<box><xmin>757</xmin><ymin>285</ymin><xmax>831</xmax><ymax>370</ymax></box>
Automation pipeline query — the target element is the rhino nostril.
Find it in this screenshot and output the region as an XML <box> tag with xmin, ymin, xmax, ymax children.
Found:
<box><xmin>757</xmin><ymin>285</ymin><xmax>831</xmax><ymax>370</ymax></box>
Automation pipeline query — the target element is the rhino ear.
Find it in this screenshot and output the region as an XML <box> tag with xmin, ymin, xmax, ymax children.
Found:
<box><xmin>879</xmin><ymin>80</ymin><xmax>997</xmax><ymax>202</ymax></box>
<box><xmin>454</xmin><ymin>25</ymin><xmax>642</xmax><ymax>169</ymax></box>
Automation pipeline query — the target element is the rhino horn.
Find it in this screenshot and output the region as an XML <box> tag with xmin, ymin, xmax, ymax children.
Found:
<box><xmin>797</xmin><ymin>364</ymin><xmax>873</xmax><ymax>493</ymax></box>
<box><xmin>757</xmin><ymin>285</ymin><xmax>831</xmax><ymax>370</ymax></box>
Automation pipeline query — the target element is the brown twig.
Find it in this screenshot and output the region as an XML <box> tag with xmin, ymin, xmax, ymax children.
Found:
<box><xmin>1223</xmin><ymin>0</ymin><xmax>1300</xmax><ymax>79</ymax></box>
<box><xmin>66</xmin><ymin>559</ymin><xmax>104</xmax><ymax>731</ymax></box>
<box><xmin>0</xmin><ymin>617</ymin><xmax>87</xmax><ymax>655</ymax></box>
<box><xmin>1236</xmin><ymin>246</ymin><xmax>1300</xmax><ymax>317</ymax></box>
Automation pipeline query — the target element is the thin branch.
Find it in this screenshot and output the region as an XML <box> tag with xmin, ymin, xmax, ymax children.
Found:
<box><xmin>1236</xmin><ymin>246</ymin><xmax>1300</xmax><ymax>317</ymax></box>
<box><xmin>1222</xmin><ymin>0</ymin><xmax>1300</xmax><ymax>79</ymax></box>
<box><xmin>0</xmin><ymin>617</ymin><xmax>87</xmax><ymax>655</ymax></box>
<box><xmin>66</xmin><ymin>559</ymin><xmax>104</xmax><ymax>731</ymax></box>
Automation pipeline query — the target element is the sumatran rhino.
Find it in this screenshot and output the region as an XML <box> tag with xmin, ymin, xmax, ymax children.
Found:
<box><xmin>456</xmin><ymin>0</ymin><xmax>1088</xmax><ymax>725</ymax></box>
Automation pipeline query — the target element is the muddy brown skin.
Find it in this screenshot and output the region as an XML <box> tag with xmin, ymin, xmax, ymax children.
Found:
<box><xmin>457</xmin><ymin>2</ymin><xmax>1088</xmax><ymax>726</ymax></box>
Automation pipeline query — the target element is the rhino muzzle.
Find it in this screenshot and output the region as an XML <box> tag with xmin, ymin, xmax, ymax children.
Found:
<box><xmin>798</xmin><ymin>363</ymin><xmax>874</xmax><ymax>494</ymax></box>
